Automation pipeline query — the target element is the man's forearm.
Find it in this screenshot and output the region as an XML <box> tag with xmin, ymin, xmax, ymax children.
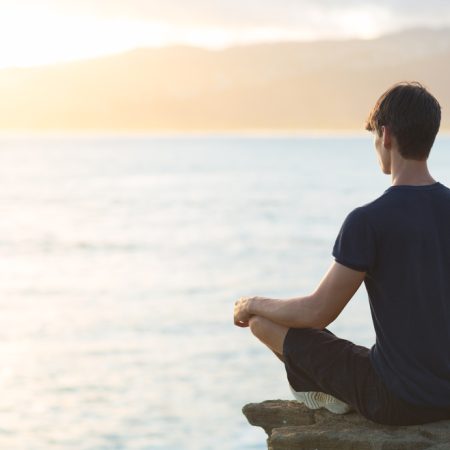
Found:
<box><xmin>247</xmin><ymin>295</ymin><xmax>324</xmax><ymax>329</ymax></box>
<box><xmin>240</xmin><ymin>262</ymin><xmax>364</xmax><ymax>330</ymax></box>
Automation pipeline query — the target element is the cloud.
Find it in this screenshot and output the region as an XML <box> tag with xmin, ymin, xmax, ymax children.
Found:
<box><xmin>30</xmin><ymin>0</ymin><xmax>450</xmax><ymax>31</ymax></box>
<box><xmin>3</xmin><ymin>0</ymin><xmax>450</xmax><ymax>31</ymax></box>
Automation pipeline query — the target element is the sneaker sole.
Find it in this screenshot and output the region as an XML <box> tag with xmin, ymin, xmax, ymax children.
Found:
<box><xmin>290</xmin><ymin>386</ymin><xmax>353</xmax><ymax>414</ymax></box>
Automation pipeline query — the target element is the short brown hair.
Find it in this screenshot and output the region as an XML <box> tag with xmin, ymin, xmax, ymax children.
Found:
<box><xmin>365</xmin><ymin>81</ymin><xmax>441</xmax><ymax>160</ymax></box>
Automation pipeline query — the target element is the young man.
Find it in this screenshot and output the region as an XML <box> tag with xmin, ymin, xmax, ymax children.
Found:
<box><xmin>234</xmin><ymin>81</ymin><xmax>450</xmax><ymax>425</ymax></box>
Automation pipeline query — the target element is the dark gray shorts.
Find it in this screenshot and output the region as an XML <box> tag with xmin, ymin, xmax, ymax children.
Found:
<box><xmin>282</xmin><ymin>327</ymin><xmax>450</xmax><ymax>425</ymax></box>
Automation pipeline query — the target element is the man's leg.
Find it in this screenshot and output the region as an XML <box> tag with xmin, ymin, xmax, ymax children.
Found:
<box><xmin>249</xmin><ymin>317</ymin><xmax>353</xmax><ymax>414</ymax></box>
<box><xmin>256</xmin><ymin>321</ymin><xmax>450</xmax><ymax>424</ymax></box>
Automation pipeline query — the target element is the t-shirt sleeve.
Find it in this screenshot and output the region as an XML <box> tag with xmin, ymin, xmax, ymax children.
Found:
<box><xmin>332</xmin><ymin>207</ymin><xmax>376</xmax><ymax>272</ymax></box>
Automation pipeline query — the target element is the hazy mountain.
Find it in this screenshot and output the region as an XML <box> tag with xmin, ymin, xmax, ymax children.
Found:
<box><xmin>0</xmin><ymin>27</ymin><xmax>449</xmax><ymax>132</ymax></box>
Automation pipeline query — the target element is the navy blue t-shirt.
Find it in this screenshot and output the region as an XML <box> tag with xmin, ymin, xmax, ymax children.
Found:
<box><xmin>332</xmin><ymin>181</ymin><xmax>450</xmax><ymax>408</ymax></box>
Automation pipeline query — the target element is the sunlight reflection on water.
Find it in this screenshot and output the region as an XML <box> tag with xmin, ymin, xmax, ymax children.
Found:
<box><xmin>0</xmin><ymin>134</ymin><xmax>449</xmax><ymax>449</ymax></box>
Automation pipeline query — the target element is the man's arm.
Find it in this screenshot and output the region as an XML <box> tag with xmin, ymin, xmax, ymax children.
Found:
<box><xmin>234</xmin><ymin>261</ymin><xmax>366</xmax><ymax>329</ymax></box>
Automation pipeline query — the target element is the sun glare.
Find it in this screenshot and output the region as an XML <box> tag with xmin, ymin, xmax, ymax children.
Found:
<box><xmin>0</xmin><ymin>8</ymin><xmax>175</xmax><ymax>68</ymax></box>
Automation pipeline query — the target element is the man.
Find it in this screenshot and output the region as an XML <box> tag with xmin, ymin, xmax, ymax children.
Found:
<box><xmin>234</xmin><ymin>81</ymin><xmax>450</xmax><ymax>425</ymax></box>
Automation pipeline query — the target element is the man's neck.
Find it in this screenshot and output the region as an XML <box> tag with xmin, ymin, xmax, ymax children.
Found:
<box><xmin>390</xmin><ymin>154</ymin><xmax>436</xmax><ymax>186</ymax></box>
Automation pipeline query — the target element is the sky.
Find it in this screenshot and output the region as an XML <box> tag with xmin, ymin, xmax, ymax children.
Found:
<box><xmin>0</xmin><ymin>0</ymin><xmax>450</xmax><ymax>68</ymax></box>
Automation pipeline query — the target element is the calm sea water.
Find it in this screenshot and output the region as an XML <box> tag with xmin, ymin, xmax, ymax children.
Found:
<box><xmin>0</xmin><ymin>134</ymin><xmax>449</xmax><ymax>450</ymax></box>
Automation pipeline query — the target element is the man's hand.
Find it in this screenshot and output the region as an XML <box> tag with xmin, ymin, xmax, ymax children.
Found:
<box><xmin>234</xmin><ymin>296</ymin><xmax>255</xmax><ymax>327</ymax></box>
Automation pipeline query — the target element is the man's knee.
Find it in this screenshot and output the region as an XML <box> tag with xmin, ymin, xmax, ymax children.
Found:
<box><xmin>249</xmin><ymin>316</ymin><xmax>288</xmax><ymax>348</ymax></box>
<box><xmin>249</xmin><ymin>315</ymin><xmax>268</xmax><ymax>338</ymax></box>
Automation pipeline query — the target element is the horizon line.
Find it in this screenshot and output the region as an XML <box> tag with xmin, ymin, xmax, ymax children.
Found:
<box><xmin>1</xmin><ymin>129</ymin><xmax>450</xmax><ymax>139</ymax></box>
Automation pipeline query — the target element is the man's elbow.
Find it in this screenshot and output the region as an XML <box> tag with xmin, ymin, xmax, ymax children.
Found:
<box><xmin>308</xmin><ymin>292</ymin><xmax>338</xmax><ymax>330</ymax></box>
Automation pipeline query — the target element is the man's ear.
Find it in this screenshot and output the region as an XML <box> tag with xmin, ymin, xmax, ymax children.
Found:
<box><xmin>381</xmin><ymin>125</ymin><xmax>392</xmax><ymax>149</ymax></box>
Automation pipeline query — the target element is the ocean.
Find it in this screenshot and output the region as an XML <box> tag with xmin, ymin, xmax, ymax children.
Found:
<box><xmin>0</xmin><ymin>134</ymin><xmax>449</xmax><ymax>449</ymax></box>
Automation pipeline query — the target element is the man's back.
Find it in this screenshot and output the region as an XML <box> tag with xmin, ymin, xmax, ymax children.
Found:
<box><xmin>333</xmin><ymin>181</ymin><xmax>450</xmax><ymax>407</ymax></box>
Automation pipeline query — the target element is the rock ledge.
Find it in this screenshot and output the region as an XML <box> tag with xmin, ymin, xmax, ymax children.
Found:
<box><xmin>242</xmin><ymin>400</ymin><xmax>450</xmax><ymax>450</ymax></box>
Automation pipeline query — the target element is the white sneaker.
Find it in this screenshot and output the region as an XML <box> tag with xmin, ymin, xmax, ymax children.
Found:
<box><xmin>289</xmin><ymin>385</ymin><xmax>353</xmax><ymax>414</ymax></box>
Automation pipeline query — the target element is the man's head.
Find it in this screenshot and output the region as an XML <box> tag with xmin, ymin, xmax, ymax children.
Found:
<box><xmin>365</xmin><ymin>81</ymin><xmax>441</xmax><ymax>161</ymax></box>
